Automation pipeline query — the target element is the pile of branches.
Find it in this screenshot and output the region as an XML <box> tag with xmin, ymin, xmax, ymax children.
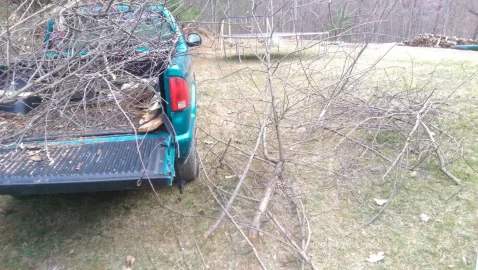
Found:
<box><xmin>404</xmin><ymin>33</ymin><xmax>478</xmax><ymax>48</ymax></box>
<box><xmin>195</xmin><ymin>35</ymin><xmax>474</xmax><ymax>268</ymax></box>
<box><xmin>0</xmin><ymin>0</ymin><xmax>178</xmax><ymax>142</ymax></box>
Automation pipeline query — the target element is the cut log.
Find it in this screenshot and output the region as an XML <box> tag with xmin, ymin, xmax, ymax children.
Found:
<box><xmin>137</xmin><ymin>117</ymin><xmax>163</xmax><ymax>133</ymax></box>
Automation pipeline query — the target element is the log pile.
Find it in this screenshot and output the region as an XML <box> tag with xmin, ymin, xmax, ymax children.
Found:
<box><xmin>404</xmin><ymin>34</ymin><xmax>478</xmax><ymax>48</ymax></box>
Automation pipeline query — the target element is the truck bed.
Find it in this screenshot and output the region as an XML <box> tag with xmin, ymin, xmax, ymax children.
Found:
<box><xmin>0</xmin><ymin>88</ymin><xmax>155</xmax><ymax>141</ymax></box>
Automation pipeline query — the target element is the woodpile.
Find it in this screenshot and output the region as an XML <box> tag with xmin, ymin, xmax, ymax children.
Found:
<box><xmin>404</xmin><ymin>34</ymin><xmax>478</xmax><ymax>48</ymax></box>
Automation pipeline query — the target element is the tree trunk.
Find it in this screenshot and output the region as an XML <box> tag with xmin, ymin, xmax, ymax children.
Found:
<box><xmin>211</xmin><ymin>0</ymin><xmax>216</xmax><ymax>23</ymax></box>
<box><xmin>432</xmin><ymin>3</ymin><xmax>443</xmax><ymax>34</ymax></box>
<box><xmin>337</xmin><ymin>1</ymin><xmax>349</xmax><ymax>40</ymax></box>
<box><xmin>442</xmin><ymin>0</ymin><xmax>451</xmax><ymax>35</ymax></box>
<box><xmin>328</xmin><ymin>0</ymin><xmax>337</xmax><ymax>41</ymax></box>
<box><xmin>418</xmin><ymin>0</ymin><xmax>424</xmax><ymax>34</ymax></box>
<box><xmin>467</xmin><ymin>4</ymin><xmax>478</xmax><ymax>39</ymax></box>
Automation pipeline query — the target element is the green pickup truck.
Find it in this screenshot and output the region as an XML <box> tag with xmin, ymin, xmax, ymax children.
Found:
<box><xmin>0</xmin><ymin>4</ymin><xmax>201</xmax><ymax>195</ymax></box>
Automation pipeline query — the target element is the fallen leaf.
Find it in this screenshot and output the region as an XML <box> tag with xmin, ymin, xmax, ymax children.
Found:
<box><xmin>199</xmin><ymin>209</ymin><xmax>206</xmax><ymax>215</ymax></box>
<box><xmin>30</xmin><ymin>154</ymin><xmax>42</xmax><ymax>162</ymax></box>
<box><xmin>148</xmin><ymin>99</ymin><xmax>161</xmax><ymax>111</ymax></box>
<box><xmin>25</xmin><ymin>144</ymin><xmax>41</xmax><ymax>150</ymax></box>
<box><xmin>76</xmin><ymin>162</ymin><xmax>83</xmax><ymax>170</ymax></box>
<box><xmin>125</xmin><ymin>255</ymin><xmax>135</xmax><ymax>270</ymax></box>
<box><xmin>96</xmin><ymin>150</ymin><xmax>103</xmax><ymax>161</ymax></box>
<box><xmin>139</xmin><ymin>111</ymin><xmax>155</xmax><ymax>125</ymax></box>
<box><xmin>129</xmin><ymin>110</ymin><xmax>146</xmax><ymax>118</ymax></box>
<box><xmin>366</xmin><ymin>251</ymin><xmax>385</xmax><ymax>263</ymax></box>
<box><xmin>121</xmin><ymin>82</ymin><xmax>140</xmax><ymax>91</ymax></box>
<box><xmin>27</xmin><ymin>150</ymin><xmax>40</xmax><ymax>156</ymax></box>
<box><xmin>420</xmin><ymin>213</ymin><xmax>430</xmax><ymax>222</ymax></box>
<box><xmin>374</xmin><ymin>198</ymin><xmax>388</xmax><ymax>206</ymax></box>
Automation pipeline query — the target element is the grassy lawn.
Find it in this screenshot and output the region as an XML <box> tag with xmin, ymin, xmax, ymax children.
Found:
<box><xmin>1</xmin><ymin>44</ymin><xmax>477</xmax><ymax>269</ymax></box>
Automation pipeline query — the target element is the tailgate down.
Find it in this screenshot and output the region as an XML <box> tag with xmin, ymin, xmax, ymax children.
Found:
<box><xmin>0</xmin><ymin>133</ymin><xmax>175</xmax><ymax>195</ymax></box>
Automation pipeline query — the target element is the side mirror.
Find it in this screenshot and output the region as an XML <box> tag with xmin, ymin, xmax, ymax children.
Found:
<box><xmin>186</xmin><ymin>33</ymin><xmax>202</xmax><ymax>47</ymax></box>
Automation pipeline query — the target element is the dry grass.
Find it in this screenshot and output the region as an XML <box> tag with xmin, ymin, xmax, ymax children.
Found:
<box><xmin>1</xmin><ymin>44</ymin><xmax>477</xmax><ymax>269</ymax></box>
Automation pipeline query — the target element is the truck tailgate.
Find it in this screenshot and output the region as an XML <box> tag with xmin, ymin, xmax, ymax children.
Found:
<box><xmin>0</xmin><ymin>133</ymin><xmax>175</xmax><ymax>195</ymax></box>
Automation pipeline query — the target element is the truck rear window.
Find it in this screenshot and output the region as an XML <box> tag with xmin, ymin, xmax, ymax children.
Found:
<box><xmin>56</xmin><ymin>5</ymin><xmax>174</xmax><ymax>52</ymax></box>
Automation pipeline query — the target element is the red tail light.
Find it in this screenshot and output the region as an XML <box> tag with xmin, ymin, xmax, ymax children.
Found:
<box><xmin>169</xmin><ymin>77</ymin><xmax>190</xmax><ymax>112</ymax></box>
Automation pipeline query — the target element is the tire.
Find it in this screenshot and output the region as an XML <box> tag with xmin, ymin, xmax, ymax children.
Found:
<box><xmin>175</xmin><ymin>139</ymin><xmax>199</xmax><ymax>182</ymax></box>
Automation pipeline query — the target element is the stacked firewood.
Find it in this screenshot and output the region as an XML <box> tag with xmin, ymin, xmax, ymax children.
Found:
<box><xmin>404</xmin><ymin>34</ymin><xmax>478</xmax><ymax>48</ymax></box>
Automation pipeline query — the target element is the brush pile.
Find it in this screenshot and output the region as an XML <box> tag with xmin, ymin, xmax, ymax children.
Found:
<box><xmin>404</xmin><ymin>33</ymin><xmax>478</xmax><ymax>48</ymax></box>
<box><xmin>0</xmin><ymin>1</ymin><xmax>178</xmax><ymax>142</ymax></box>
